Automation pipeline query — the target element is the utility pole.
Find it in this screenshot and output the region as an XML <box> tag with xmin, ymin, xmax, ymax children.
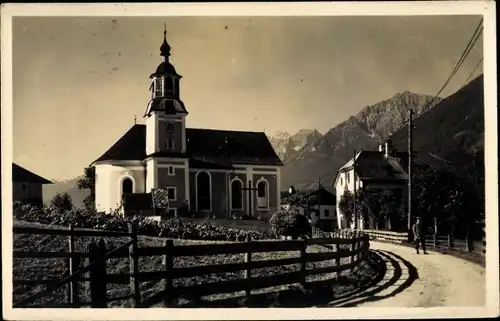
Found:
<box><xmin>407</xmin><ymin>108</ymin><xmax>414</xmax><ymax>242</ymax></box>
<box><xmin>317</xmin><ymin>177</ymin><xmax>322</xmax><ymax>220</ymax></box>
<box><xmin>353</xmin><ymin>149</ymin><xmax>357</xmax><ymax>231</ymax></box>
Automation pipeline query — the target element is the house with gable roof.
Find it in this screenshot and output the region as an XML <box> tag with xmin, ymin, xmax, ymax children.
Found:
<box><xmin>282</xmin><ymin>186</ymin><xmax>337</xmax><ymax>230</ymax></box>
<box><xmin>334</xmin><ymin>139</ymin><xmax>450</xmax><ymax>230</ymax></box>
<box><xmin>91</xmin><ymin>28</ymin><xmax>283</xmax><ymax>219</ymax></box>
<box><xmin>12</xmin><ymin>163</ymin><xmax>53</xmax><ymax>207</ymax></box>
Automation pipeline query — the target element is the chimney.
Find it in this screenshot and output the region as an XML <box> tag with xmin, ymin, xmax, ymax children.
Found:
<box><xmin>384</xmin><ymin>138</ymin><xmax>393</xmax><ymax>158</ymax></box>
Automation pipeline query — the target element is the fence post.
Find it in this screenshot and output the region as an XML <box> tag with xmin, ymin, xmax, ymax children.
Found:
<box><xmin>447</xmin><ymin>234</ymin><xmax>452</xmax><ymax>249</ymax></box>
<box><xmin>88</xmin><ymin>240</ymin><xmax>107</xmax><ymax>308</ymax></box>
<box><xmin>349</xmin><ymin>237</ymin><xmax>356</xmax><ymax>272</ymax></box>
<box><xmin>244</xmin><ymin>236</ymin><xmax>252</xmax><ymax>297</ymax></box>
<box><xmin>465</xmin><ymin>228</ymin><xmax>472</xmax><ymax>252</ymax></box>
<box><xmin>128</xmin><ymin>223</ymin><xmax>141</xmax><ymax>307</ymax></box>
<box><xmin>299</xmin><ymin>239</ymin><xmax>307</xmax><ymax>288</ymax></box>
<box><xmin>333</xmin><ymin>243</ymin><xmax>342</xmax><ymax>278</ymax></box>
<box><xmin>355</xmin><ymin>238</ymin><xmax>360</xmax><ymax>262</ymax></box>
<box><xmin>162</xmin><ymin>239</ymin><xmax>174</xmax><ymax>307</ymax></box>
<box><xmin>68</xmin><ymin>224</ymin><xmax>80</xmax><ymax>307</ymax></box>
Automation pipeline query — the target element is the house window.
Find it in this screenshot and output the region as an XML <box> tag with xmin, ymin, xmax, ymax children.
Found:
<box><xmin>168</xmin><ymin>166</ymin><xmax>175</xmax><ymax>176</ymax></box>
<box><xmin>167</xmin><ymin>208</ymin><xmax>177</xmax><ymax>217</ymax></box>
<box><xmin>347</xmin><ymin>172</ymin><xmax>350</xmax><ymax>184</ymax></box>
<box><xmin>324</xmin><ymin>209</ymin><xmax>330</xmax><ymax>217</ymax></box>
<box><xmin>256</xmin><ymin>180</ymin><xmax>269</xmax><ymax>210</ymax></box>
<box><xmin>231</xmin><ymin>179</ymin><xmax>243</xmax><ymax>210</ymax></box>
<box><xmin>340</xmin><ymin>177</ymin><xmax>343</xmax><ymax>186</ymax></box>
<box><xmin>154</xmin><ymin>78</ymin><xmax>163</xmax><ymax>98</ymax></box>
<box><xmin>166</xmin><ymin>187</ymin><xmax>177</xmax><ymax>201</ymax></box>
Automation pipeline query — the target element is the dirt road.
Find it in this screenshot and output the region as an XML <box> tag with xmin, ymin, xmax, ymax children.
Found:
<box><xmin>329</xmin><ymin>241</ymin><xmax>486</xmax><ymax>307</ymax></box>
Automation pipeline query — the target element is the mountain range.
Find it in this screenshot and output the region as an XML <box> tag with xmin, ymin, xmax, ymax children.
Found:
<box><xmin>268</xmin><ymin>129</ymin><xmax>322</xmax><ymax>162</ymax></box>
<box><xmin>43</xmin><ymin>177</ymin><xmax>88</xmax><ymax>208</ymax></box>
<box><xmin>279</xmin><ymin>91</ymin><xmax>443</xmax><ymax>189</ymax></box>
<box><xmin>389</xmin><ymin>75</ymin><xmax>484</xmax><ymax>159</ymax></box>
<box><xmin>43</xmin><ymin>74</ymin><xmax>484</xmax><ymax>207</ymax></box>
<box><xmin>282</xmin><ymin>75</ymin><xmax>483</xmax><ymax>190</ymax></box>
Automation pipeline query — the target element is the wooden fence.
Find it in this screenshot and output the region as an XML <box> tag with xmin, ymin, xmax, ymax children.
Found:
<box><xmin>13</xmin><ymin>224</ymin><xmax>370</xmax><ymax>308</ymax></box>
<box><xmin>13</xmin><ymin>225</ymin><xmax>136</xmax><ymax>308</ymax></box>
<box><xmin>312</xmin><ymin>227</ymin><xmax>365</xmax><ymax>239</ymax></box>
<box><xmin>362</xmin><ymin>229</ymin><xmax>408</xmax><ymax>243</ymax></box>
<box><xmin>424</xmin><ymin>233</ymin><xmax>486</xmax><ymax>255</ymax></box>
<box><xmin>361</xmin><ymin>229</ymin><xmax>486</xmax><ymax>256</ymax></box>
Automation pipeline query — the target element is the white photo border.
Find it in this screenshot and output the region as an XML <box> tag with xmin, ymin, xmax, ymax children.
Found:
<box><xmin>1</xmin><ymin>1</ymin><xmax>498</xmax><ymax>320</ymax></box>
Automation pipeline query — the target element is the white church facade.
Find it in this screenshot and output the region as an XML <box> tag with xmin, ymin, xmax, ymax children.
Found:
<box><xmin>91</xmin><ymin>28</ymin><xmax>283</xmax><ymax>219</ymax></box>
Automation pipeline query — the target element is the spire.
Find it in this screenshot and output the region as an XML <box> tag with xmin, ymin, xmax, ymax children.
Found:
<box><xmin>160</xmin><ymin>22</ymin><xmax>171</xmax><ymax>59</ymax></box>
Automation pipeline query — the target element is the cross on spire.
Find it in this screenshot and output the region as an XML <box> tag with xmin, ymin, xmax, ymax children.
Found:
<box><xmin>160</xmin><ymin>22</ymin><xmax>171</xmax><ymax>58</ymax></box>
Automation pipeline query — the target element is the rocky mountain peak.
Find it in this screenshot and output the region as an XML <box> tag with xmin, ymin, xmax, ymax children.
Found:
<box><xmin>268</xmin><ymin>128</ymin><xmax>323</xmax><ymax>162</ymax></box>
<box><xmin>280</xmin><ymin>90</ymin><xmax>448</xmax><ymax>189</ymax></box>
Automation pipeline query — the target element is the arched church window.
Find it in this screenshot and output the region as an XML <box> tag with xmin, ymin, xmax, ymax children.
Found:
<box><xmin>256</xmin><ymin>180</ymin><xmax>269</xmax><ymax>210</ymax></box>
<box><xmin>231</xmin><ymin>179</ymin><xmax>243</xmax><ymax>210</ymax></box>
<box><xmin>154</xmin><ymin>78</ymin><xmax>163</xmax><ymax>98</ymax></box>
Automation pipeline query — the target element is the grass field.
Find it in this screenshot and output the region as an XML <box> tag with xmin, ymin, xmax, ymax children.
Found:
<box><xmin>12</xmin><ymin>221</ymin><xmax>377</xmax><ymax>308</ymax></box>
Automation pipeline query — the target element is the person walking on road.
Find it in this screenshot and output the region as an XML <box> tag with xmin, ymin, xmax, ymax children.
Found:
<box><xmin>412</xmin><ymin>217</ymin><xmax>428</xmax><ymax>254</ymax></box>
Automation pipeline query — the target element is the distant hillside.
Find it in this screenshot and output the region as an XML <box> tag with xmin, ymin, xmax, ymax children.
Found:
<box><xmin>390</xmin><ymin>75</ymin><xmax>484</xmax><ymax>160</ymax></box>
<box><xmin>43</xmin><ymin>176</ymin><xmax>88</xmax><ymax>209</ymax></box>
<box><xmin>281</xmin><ymin>91</ymin><xmax>441</xmax><ymax>189</ymax></box>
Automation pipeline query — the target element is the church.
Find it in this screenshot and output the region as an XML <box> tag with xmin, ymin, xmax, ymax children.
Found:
<box><xmin>91</xmin><ymin>28</ymin><xmax>283</xmax><ymax>219</ymax></box>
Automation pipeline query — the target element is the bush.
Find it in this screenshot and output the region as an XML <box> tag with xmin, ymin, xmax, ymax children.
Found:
<box><xmin>50</xmin><ymin>193</ymin><xmax>73</xmax><ymax>212</ymax></box>
<box><xmin>269</xmin><ymin>210</ymin><xmax>311</xmax><ymax>239</ymax></box>
<box><xmin>13</xmin><ymin>205</ymin><xmax>274</xmax><ymax>242</ymax></box>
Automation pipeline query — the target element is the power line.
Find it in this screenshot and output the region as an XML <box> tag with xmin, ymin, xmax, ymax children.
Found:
<box><xmin>378</xmin><ymin>18</ymin><xmax>484</xmax><ymax>147</ymax></box>
<box><xmin>425</xmin><ymin>18</ymin><xmax>483</xmax><ymax>108</ymax></box>
<box><xmin>463</xmin><ymin>57</ymin><xmax>483</xmax><ymax>86</ymax></box>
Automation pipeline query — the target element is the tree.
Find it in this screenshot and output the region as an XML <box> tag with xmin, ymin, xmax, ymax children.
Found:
<box><xmin>51</xmin><ymin>192</ymin><xmax>73</xmax><ymax>212</ymax></box>
<box><xmin>360</xmin><ymin>190</ymin><xmax>384</xmax><ymax>230</ymax></box>
<box><xmin>269</xmin><ymin>210</ymin><xmax>311</xmax><ymax>239</ymax></box>
<box><xmin>339</xmin><ymin>188</ymin><xmax>407</xmax><ymax>231</ymax></box>
<box><xmin>412</xmin><ymin>160</ymin><xmax>484</xmax><ymax>240</ymax></box>
<box><xmin>378</xmin><ymin>189</ymin><xmax>407</xmax><ymax>231</ymax></box>
<box><xmin>77</xmin><ymin>166</ymin><xmax>96</xmax><ymax>212</ymax></box>
<box><xmin>338</xmin><ymin>190</ymin><xmax>365</xmax><ymax>228</ymax></box>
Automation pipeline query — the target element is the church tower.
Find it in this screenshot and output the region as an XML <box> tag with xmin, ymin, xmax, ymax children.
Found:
<box><xmin>144</xmin><ymin>25</ymin><xmax>188</xmax><ymax>157</ymax></box>
<box><xmin>144</xmin><ymin>26</ymin><xmax>189</xmax><ymax>198</ymax></box>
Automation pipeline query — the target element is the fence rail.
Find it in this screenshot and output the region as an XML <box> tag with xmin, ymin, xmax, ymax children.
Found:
<box><xmin>13</xmin><ymin>224</ymin><xmax>370</xmax><ymax>308</ymax></box>
<box><xmin>363</xmin><ymin>229</ymin><xmax>408</xmax><ymax>243</ymax></box>
<box><xmin>360</xmin><ymin>229</ymin><xmax>486</xmax><ymax>256</ymax></box>
<box><xmin>424</xmin><ymin>233</ymin><xmax>486</xmax><ymax>255</ymax></box>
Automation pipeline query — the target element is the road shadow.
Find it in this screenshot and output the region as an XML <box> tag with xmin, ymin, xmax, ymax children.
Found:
<box><xmin>329</xmin><ymin>249</ymin><xmax>419</xmax><ymax>307</ymax></box>
<box><xmin>163</xmin><ymin>251</ymin><xmax>385</xmax><ymax>308</ymax></box>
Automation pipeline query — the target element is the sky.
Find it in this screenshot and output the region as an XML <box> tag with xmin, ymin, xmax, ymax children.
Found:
<box><xmin>11</xmin><ymin>15</ymin><xmax>483</xmax><ymax>180</ymax></box>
